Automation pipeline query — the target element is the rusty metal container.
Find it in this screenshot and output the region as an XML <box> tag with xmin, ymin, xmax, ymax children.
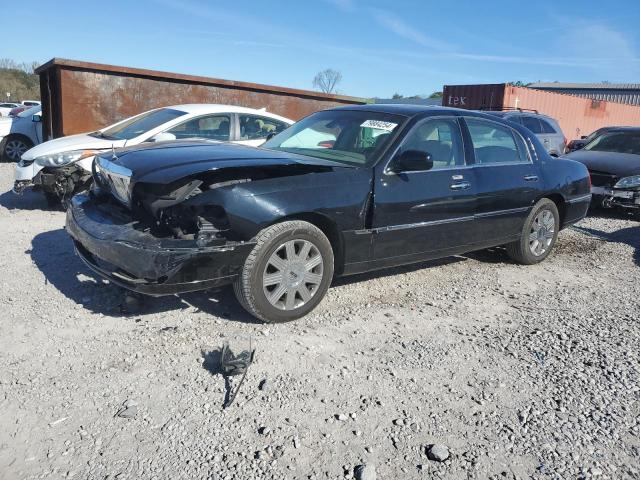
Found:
<box><xmin>35</xmin><ymin>58</ymin><xmax>367</xmax><ymax>139</ymax></box>
<box><xmin>443</xmin><ymin>83</ymin><xmax>640</xmax><ymax>140</ymax></box>
<box><xmin>442</xmin><ymin>84</ymin><xmax>506</xmax><ymax>110</ymax></box>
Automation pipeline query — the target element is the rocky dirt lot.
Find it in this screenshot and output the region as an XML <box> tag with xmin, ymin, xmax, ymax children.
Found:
<box><xmin>0</xmin><ymin>162</ymin><xmax>638</xmax><ymax>480</ymax></box>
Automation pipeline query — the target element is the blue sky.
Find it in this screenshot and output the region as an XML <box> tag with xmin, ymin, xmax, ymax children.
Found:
<box><xmin>4</xmin><ymin>0</ymin><xmax>640</xmax><ymax>98</ymax></box>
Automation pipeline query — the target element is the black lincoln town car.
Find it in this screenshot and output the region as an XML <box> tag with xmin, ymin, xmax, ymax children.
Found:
<box><xmin>66</xmin><ymin>105</ymin><xmax>591</xmax><ymax>323</ymax></box>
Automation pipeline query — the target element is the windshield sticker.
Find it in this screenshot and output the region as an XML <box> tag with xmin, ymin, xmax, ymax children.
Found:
<box><xmin>360</xmin><ymin>120</ymin><xmax>398</xmax><ymax>132</ymax></box>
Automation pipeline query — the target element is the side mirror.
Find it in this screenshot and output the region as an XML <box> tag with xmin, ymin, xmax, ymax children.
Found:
<box><xmin>391</xmin><ymin>150</ymin><xmax>433</xmax><ymax>173</ymax></box>
<box><xmin>149</xmin><ymin>132</ymin><xmax>176</xmax><ymax>142</ymax></box>
<box><xmin>32</xmin><ymin>114</ymin><xmax>41</xmax><ymax>123</ymax></box>
<box><xmin>265</xmin><ymin>132</ymin><xmax>276</xmax><ymax>141</ymax></box>
<box><xmin>580</xmin><ymin>135</ymin><xmax>587</xmax><ymax>139</ymax></box>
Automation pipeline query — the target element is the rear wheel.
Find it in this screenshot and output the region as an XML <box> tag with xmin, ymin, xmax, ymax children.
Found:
<box><xmin>2</xmin><ymin>135</ymin><xmax>33</xmax><ymax>162</ymax></box>
<box><xmin>234</xmin><ymin>220</ymin><xmax>334</xmax><ymax>323</ymax></box>
<box><xmin>506</xmin><ymin>198</ymin><xmax>560</xmax><ymax>265</ymax></box>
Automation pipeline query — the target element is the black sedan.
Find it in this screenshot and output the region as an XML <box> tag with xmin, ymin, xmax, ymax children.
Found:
<box><xmin>66</xmin><ymin>105</ymin><xmax>591</xmax><ymax>323</ymax></box>
<box><xmin>565</xmin><ymin>127</ymin><xmax>640</xmax><ymax>212</ymax></box>
<box><xmin>565</xmin><ymin>126</ymin><xmax>622</xmax><ymax>153</ymax></box>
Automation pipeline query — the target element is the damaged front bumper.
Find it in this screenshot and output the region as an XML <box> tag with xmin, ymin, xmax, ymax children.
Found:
<box><xmin>592</xmin><ymin>186</ymin><xmax>640</xmax><ymax>210</ymax></box>
<box><xmin>66</xmin><ymin>194</ymin><xmax>256</xmax><ymax>296</ymax></box>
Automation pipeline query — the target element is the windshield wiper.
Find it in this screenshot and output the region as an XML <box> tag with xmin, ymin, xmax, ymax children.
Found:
<box><xmin>89</xmin><ymin>131</ymin><xmax>118</xmax><ymax>140</ymax></box>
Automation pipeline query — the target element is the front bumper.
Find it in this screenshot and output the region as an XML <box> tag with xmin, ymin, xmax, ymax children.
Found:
<box><xmin>66</xmin><ymin>194</ymin><xmax>255</xmax><ymax>296</ymax></box>
<box><xmin>591</xmin><ymin>186</ymin><xmax>640</xmax><ymax>210</ymax></box>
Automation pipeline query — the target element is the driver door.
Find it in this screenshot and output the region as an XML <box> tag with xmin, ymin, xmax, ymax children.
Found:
<box><xmin>372</xmin><ymin>117</ymin><xmax>478</xmax><ymax>262</ymax></box>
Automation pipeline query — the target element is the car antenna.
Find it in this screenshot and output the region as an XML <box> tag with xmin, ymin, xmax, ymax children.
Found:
<box><xmin>111</xmin><ymin>144</ymin><xmax>118</xmax><ymax>161</ymax></box>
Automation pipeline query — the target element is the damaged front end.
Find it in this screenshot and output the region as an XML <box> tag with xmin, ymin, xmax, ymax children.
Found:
<box><xmin>67</xmin><ymin>153</ymin><xmax>334</xmax><ymax>295</ymax></box>
<box><xmin>601</xmin><ymin>175</ymin><xmax>640</xmax><ymax>212</ymax></box>
<box><xmin>66</xmin><ymin>191</ymin><xmax>256</xmax><ymax>295</ymax></box>
<box><xmin>39</xmin><ymin>164</ymin><xmax>93</xmax><ymax>201</ymax></box>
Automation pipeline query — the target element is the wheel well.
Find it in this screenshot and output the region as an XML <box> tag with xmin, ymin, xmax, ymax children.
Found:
<box><xmin>540</xmin><ymin>193</ymin><xmax>566</xmax><ymax>226</ymax></box>
<box><xmin>278</xmin><ymin>212</ymin><xmax>344</xmax><ymax>274</ymax></box>
<box><xmin>4</xmin><ymin>133</ymin><xmax>34</xmax><ymax>145</ymax></box>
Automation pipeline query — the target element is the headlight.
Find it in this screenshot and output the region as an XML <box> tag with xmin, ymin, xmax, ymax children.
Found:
<box><xmin>34</xmin><ymin>150</ymin><xmax>99</xmax><ymax>168</ymax></box>
<box><xmin>614</xmin><ymin>175</ymin><xmax>640</xmax><ymax>189</ymax></box>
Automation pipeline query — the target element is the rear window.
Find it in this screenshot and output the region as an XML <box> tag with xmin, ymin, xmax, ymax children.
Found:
<box><xmin>521</xmin><ymin>116</ymin><xmax>543</xmax><ymax>134</ymax></box>
<box><xmin>539</xmin><ymin>119</ymin><xmax>558</xmax><ymax>134</ymax></box>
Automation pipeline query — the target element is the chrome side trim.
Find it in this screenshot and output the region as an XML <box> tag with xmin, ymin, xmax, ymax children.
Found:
<box><xmin>475</xmin><ymin>206</ymin><xmax>529</xmax><ymax>218</ymax></box>
<box><xmin>351</xmin><ymin>206</ymin><xmax>531</xmax><ymax>235</ymax></box>
<box><xmin>568</xmin><ymin>194</ymin><xmax>592</xmax><ymax>204</ymax></box>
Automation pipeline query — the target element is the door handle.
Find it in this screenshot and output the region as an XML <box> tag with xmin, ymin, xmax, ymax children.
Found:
<box><xmin>523</xmin><ymin>175</ymin><xmax>539</xmax><ymax>182</ymax></box>
<box><xmin>450</xmin><ymin>181</ymin><xmax>471</xmax><ymax>190</ymax></box>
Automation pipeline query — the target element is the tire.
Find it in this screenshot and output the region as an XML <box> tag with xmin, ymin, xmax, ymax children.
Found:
<box><xmin>506</xmin><ymin>198</ymin><xmax>560</xmax><ymax>265</ymax></box>
<box><xmin>234</xmin><ymin>220</ymin><xmax>334</xmax><ymax>323</ymax></box>
<box><xmin>2</xmin><ymin>135</ymin><xmax>33</xmax><ymax>162</ymax></box>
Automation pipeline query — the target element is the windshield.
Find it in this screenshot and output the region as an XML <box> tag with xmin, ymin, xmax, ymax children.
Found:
<box><xmin>98</xmin><ymin>108</ymin><xmax>187</xmax><ymax>140</ymax></box>
<box><xmin>262</xmin><ymin>110</ymin><xmax>405</xmax><ymax>166</ymax></box>
<box><xmin>583</xmin><ymin>131</ymin><xmax>640</xmax><ymax>155</ymax></box>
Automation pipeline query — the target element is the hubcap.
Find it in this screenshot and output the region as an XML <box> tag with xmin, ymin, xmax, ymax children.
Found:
<box><xmin>5</xmin><ymin>139</ymin><xmax>29</xmax><ymax>161</ymax></box>
<box><xmin>263</xmin><ymin>239</ymin><xmax>324</xmax><ymax>311</ymax></box>
<box><xmin>529</xmin><ymin>209</ymin><xmax>555</xmax><ymax>256</ymax></box>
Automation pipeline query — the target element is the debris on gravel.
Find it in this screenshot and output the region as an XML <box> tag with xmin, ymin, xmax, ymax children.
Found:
<box><xmin>0</xmin><ymin>163</ymin><xmax>639</xmax><ymax>479</ymax></box>
<box><xmin>354</xmin><ymin>463</ymin><xmax>376</xmax><ymax>480</ymax></box>
<box><xmin>426</xmin><ymin>444</ymin><xmax>450</xmax><ymax>462</ymax></box>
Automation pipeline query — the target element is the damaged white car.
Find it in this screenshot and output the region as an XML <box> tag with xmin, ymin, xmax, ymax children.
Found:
<box><xmin>13</xmin><ymin>104</ymin><xmax>293</xmax><ymax>205</ymax></box>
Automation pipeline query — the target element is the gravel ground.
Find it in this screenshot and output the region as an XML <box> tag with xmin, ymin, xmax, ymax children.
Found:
<box><xmin>0</xmin><ymin>161</ymin><xmax>638</xmax><ymax>480</ymax></box>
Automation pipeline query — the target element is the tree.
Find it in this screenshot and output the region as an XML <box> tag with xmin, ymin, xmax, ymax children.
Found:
<box><xmin>508</xmin><ymin>81</ymin><xmax>531</xmax><ymax>87</ymax></box>
<box><xmin>312</xmin><ymin>69</ymin><xmax>342</xmax><ymax>94</ymax></box>
<box><xmin>392</xmin><ymin>93</ymin><xmax>404</xmax><ymax>99</ymax></box>
<box><xmin>428</xmin><ymin>91</ymin><xmax>443</xmax><ymax>98</ymax></box>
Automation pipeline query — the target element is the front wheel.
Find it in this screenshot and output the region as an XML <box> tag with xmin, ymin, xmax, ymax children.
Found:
<box><xmin>2</xmin><ymin>136</ymin><xmax>33</xmax><ymax>162</ymax></box>
<box><xmin>506</xmin><ymin>198</ymin><xmax>560</xmax><ymax>265</ymax></box>
<box><xmin>234</xmin><ymin>221</ymin><xmax>334</xmax><ymax>323</ymax></box>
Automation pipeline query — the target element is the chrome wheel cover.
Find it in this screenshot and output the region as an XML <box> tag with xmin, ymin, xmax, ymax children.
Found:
<box><xmin>529</xmin><ymin>209</ymin><xmax>555</xmax><ymax>256</ymax></box>
<box><xmin>262</xmin><ymin>239</ymin><xmax>324</xmax><ymax>310</ymax></box>
<box><xmin>5</xmin><ymin>139</ymin><xmax>29</xmax><ymax>161</ymax></box>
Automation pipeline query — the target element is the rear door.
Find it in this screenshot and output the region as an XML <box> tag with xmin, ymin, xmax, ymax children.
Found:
<box><xmin>463</xmin><ymin>117</ymin><xmax>542</xmax><ymax>242</ymax></box>
<box><xmin>372</xmin><ymin>116</ymin><xmax>478</xmax><ymax>261</ymax></box>
<box><xmin>166</xmin><ymin>114</ymin><xmax>232</xmax><ymax>142</ymax></box>
<box><xmin>236</xmin><ymin>114</ymin><xmax>290</xmax><ymax>147</ymax></box>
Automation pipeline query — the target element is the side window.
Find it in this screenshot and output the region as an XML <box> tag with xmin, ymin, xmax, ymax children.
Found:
<box><xmin>506</xmin><ymin>115</ymin><xmax>523</xmax><ymax>126</ymax></box>
<box><xmin>399</xmin><ymin>118</ymin><xmax>465</xmax><ymax>169</ymax></box>
<box><xmin>466</xmin><ymin>118</ymin><xmax>528</xmax><ymax>165</ymax></box>
<box><xmin>239</xmin><ymin>115</ymin><xmax>289</xmax><ymax>140</ymax></box>
<box><xmin>168</xmin><ymin>114</ymin><xmax>231</xmax><ymax>141</ymax></box>
<box><xmin>539</xmin><ymin>119</ymin><xmax>557</xmax><ymax>134</ymax></box>
<box><xmin>521</xmin><ymin>116</ymin><xmax>543</xmax><ymax>134</ymax></box>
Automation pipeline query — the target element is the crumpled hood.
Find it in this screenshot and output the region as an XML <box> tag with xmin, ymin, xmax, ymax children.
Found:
<box><xmin>21</xmin><ymin>133</ymin><xmax>125</xmax><ymax>161</ymax></box>
<box><xmin>103</xmin><ymin>140</ymin><xmax>349</xmax><ymax>184</ymax></box>
<box><xmin>565</xmin><ymin>150</ymin><xmax>640</xmax><ymax>177</ymax></box>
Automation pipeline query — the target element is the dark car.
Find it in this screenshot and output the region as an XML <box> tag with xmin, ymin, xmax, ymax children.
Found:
<box><xmin>565</xmin><ymin>127</ymin><xmax>640</xmax><ymax>212</ymax></box>
<box><xmin>565</xmin><ymin>126</ymin><xmax>624</xmax><ymax>154</ymax></box>
<box><xmin>66</xmin><ymin>105</ymin><xmax>591</xmax><ymax>323</ymax></box>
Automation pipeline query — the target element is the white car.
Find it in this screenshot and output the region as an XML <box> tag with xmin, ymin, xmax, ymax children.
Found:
<box><xmin>0</xmin><ymin>102</ymin><xmax>21</xmax><ymax>117</ymax></box>
<box><xmin>0</xmin><ymin>106</ymin><xmax>43</xmax><ymax>161</ymax></box>
<box><xmin>14</xmin><ymin>104</ymin><xmax>293</xmax><ymax>204</ymax></box>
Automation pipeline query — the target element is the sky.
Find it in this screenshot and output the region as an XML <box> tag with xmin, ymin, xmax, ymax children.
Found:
<box><xmin>3</xmin><ymin>0</ymin><xmax>640</xmax><ymax>98</ymax></box>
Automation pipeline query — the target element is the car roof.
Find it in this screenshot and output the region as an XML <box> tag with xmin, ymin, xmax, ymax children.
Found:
<box><xmin>600</xmin><ymin>126</ymin><xmax>640</xmax><ymax>132</ymax></box>
<box><xmin>330</xmin><ymin>103</ymin><xmax>480</xmax><ymax>117</ymax></box>
<box><xmin>486</xmin><ymin>110</ymin><xmax>557</xmax><ymax>121</ymax></box>
<box><xmin>167</xmin><ymin>104</ymin><xmax>293</xmax><ymax>123</ymax></box>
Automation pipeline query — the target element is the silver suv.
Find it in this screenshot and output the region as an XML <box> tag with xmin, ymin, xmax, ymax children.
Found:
<box><xmin>487</xmin><ymin>110</ymin><xmax>566</xmax><ymax>157</ymax></box>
